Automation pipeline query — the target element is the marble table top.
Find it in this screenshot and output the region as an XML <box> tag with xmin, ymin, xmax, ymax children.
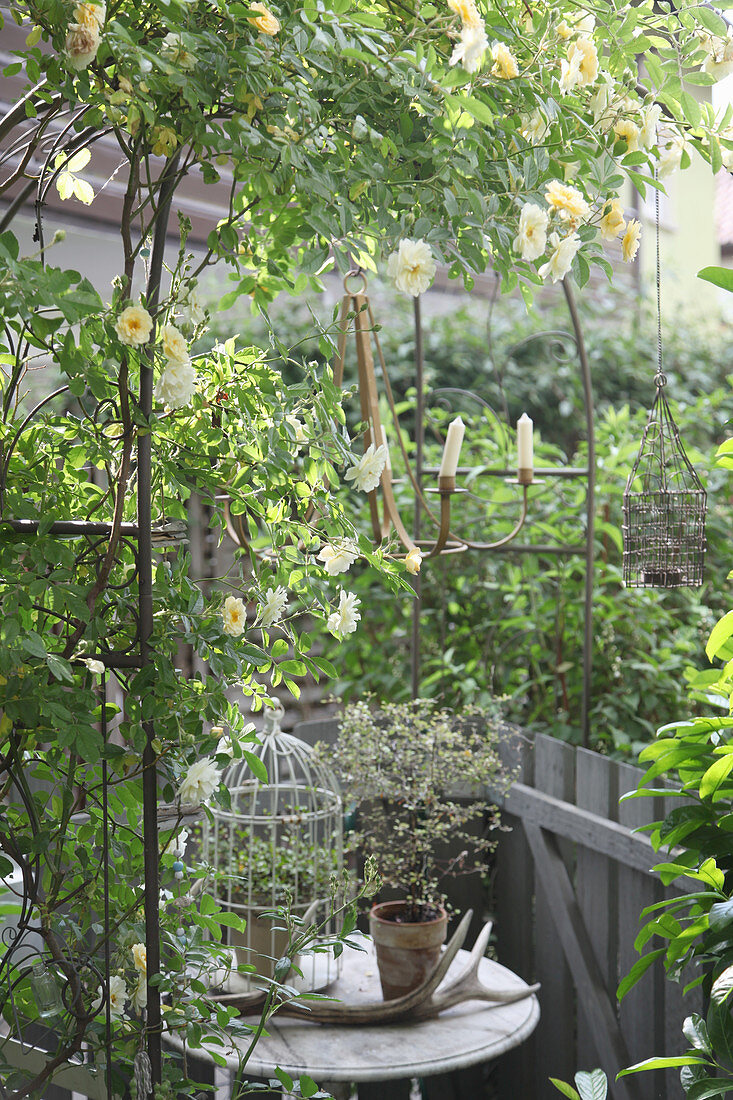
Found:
<box><xmin>209</xmin><ymin>933</ymin><xmax>540</xmax><ymax>1082</ymax></box>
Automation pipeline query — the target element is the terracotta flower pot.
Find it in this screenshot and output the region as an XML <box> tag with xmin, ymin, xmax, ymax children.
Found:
<box><xmin>369</xmin><ymin>900</ymin><xmax>448</xmax><ymax>1001</ymax></box>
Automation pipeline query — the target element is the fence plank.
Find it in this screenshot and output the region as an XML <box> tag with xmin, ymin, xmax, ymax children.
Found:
<box><xmin>576</xmin><ymin>748</ymin><xmax>618</xmax><ymax>1077</ymax></box>
<box><xmin>617</xmin><ymin>761</ymin><xmax>666</xmax><ymax>1098</ymax></box>
<box><xmin>533</xmin><ymin>735</ymin><xmax>576</xmax><ymax>1100</ymax></box>
<box><xmin>524</xmin><ymin>822</ymin><xmax>643</xmax><ymax>1100</ymax></box>
<box><xmin>494</xmin><ymin>728</ymin><xmax>535</xmax><ymax>1100</ymax></box>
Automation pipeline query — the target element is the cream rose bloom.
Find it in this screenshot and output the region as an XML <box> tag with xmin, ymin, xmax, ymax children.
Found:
<box><xmin>155</xmin><ymin>360</ymin><xmax>196</xmax><ymax>409</ymax></box>
<box><xmin>614</xmin><ymin>118</ymin><xmax>640</xmax><ymax>152</ymax></box>
<box><xmin>345</xmin><ymin>443</ymin><xmax>389</xmax><ymax>493</ymax></box>
<box><xmin>249</xmin><ymin>2</ymin><xmax>280</xmax><ymax>35</ymax></box>
<box><xmin>405</xmin><ymin>547</ymin><xmax>423</xmax><ymax>575</ymax></box>
<box><xmin>544</xmin><ymin>180</ymin><xmax>590</xmax><ymax>223</ymax></box>
<box><xmin>703</xmin><ymin>32</ymin><xmax>733</xmax><ymax>80</ymax></box>
<box><xmin>621</xmin><ymin>219</ymin><xmax>642</xmax><ymax>263</ymax></box>
<box><xmin>106</xmin><ymin>975</ymin><xmax>127</xmax><ymax>1019</ymax></box>
<box><xmin>132</xmin><ymin>976</ymin><xmax>147</xmax><ymax>1013</ymax></box>
<box><xmin>318</xmin><ymin>540</ymin><xmax>359</xmax><ymax>576</ymax></box>
<box><xmin>449</xmin><ymin>22</ymin><xmax>488</xmax><ymax>73</ymax></box>
<box><xmin>658</xmin><ymin>132</ymin><xmax>686</xmax><ymax>179</ymax></box>
<box><xmin>160</xmin><ymin>324</ymin><xmax>190</xmax><ymax>366</ymax></box>
<box><xmin>65</xmin><ymin>22</ymin><xmax>100</xmax><ymax>69</ymax></box>
<box><xmin>639</xmin><ymin>104</ymin><xmax>661</xmax><ymax>150</ymax></box>
<box><xmin>386</xmin><ymin>238</ymin><xmax>436</xmax><ymax>297</ymax></box>
<box><xmin>115</xmin><ymin>305</ymin><xmax>153</xmax><ymax>347</ymax></box>
<box><xmin>179</xmin><ymin>758</ymin><xmax>221</xmax><ymax>804</ymax></box>
<box><xmin>222</xmin><ymin>595</ymin><xmax>247</xmax><ymax>636</ymax></box>
<box><xmin>131</xmin><ymin>943</ymin><xmax>147</xmax><ymax>976</ymax></box>
<box><xmin>260</xmin><ymin>585</ymin><xmax>288</xmax><ymax>627</ymax></box>
<box><xmin>520</xmin><ymin>109</ymin><xmax>548</xmax><ymax>145</ymax></box>
<box><xmin>514</xmin><ymin>203</ymin><xmax>549</xmax><ymax>262</ymax></box>
<box><xmin>161</xmin><ymin>32</ymin><xmax>197</xmax><ymax>70</ymax></box>
<box><xmin>448</xmin><ymin>0</ymin><xmax>482</xmax><ymax>28</ymax></box>
<box><xmin>567</xmin><ymin>37</ymin><xmax>598</xmax><ymax>87</ymax></box>
<box><xmin>74</xmin><ymin>2</ymin><xmax>105</xmax><ymax>28</ymax></box>
<box><xmin>538</xmin><ymin>233</ymin><xmax>581</xmax><ymax>283</ymax></box>
<box><xmin>599</xmin><ymin>199</ymin><xmax>626</xmax><ymax>242</ymax></box>
<box><xmin>491</xmin><ymin>42</ymin><xmax>519</xmax><ymax>79</ymax></box>
<box><xmin>327</xmin><ymin>591</ymin><xmax>361</xmax><ymax>637</ymax></box>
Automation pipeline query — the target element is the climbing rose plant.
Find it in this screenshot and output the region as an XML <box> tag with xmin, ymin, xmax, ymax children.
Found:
<box><xmin>0</xmin><ymin>0</ymin><xmax>728</xmax><ymax>1094</ymax></box>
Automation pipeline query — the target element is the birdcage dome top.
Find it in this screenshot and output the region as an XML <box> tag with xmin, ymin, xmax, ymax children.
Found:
<box><xmin>212</xmin><ymin>703</ymin><xmax>342</xmax><ymax>826</ymax></box>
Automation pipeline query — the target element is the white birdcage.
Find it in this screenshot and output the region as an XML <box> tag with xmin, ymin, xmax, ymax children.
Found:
<box><xmin>207</xmin><ymin>703</ymin><xmax>343</xmax><ymax>992</ymax></box>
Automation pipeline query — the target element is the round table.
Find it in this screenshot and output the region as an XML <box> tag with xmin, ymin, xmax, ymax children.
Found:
<box><xmin>211</xmin><ymin>933</ymin><xmax>540</xmax><ymax>1085</ymax></box>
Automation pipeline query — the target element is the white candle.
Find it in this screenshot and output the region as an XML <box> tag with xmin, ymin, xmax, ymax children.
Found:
<box><xmin>517</xmin><ymin>413</ymin><xmax>533</xmax><ymax>474</ymax></box>
<box><xmin>438</xmin><ymin>417</ymin><xmax>465</xmax><ymax>479</ymax></box>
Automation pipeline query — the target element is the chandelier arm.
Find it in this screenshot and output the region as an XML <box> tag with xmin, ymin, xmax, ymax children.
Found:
<box><xmin>366</xmin><ymin>299</ymin><xmax>445</xmax><ymax>530</ymax></box>
<box><xmin>449</xmin><ymin>485</ymin><xmax>529</xmax><ymax>552</ymax></box>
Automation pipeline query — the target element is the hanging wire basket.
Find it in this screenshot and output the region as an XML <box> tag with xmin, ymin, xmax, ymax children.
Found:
<box><xmin>622</xmin><ymin>375</ymin><xmax>706</xmax><ymax>588</ymax></box>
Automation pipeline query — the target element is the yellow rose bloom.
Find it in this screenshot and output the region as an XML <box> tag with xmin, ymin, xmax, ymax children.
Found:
<box><xmin>621</xmin><ymin>219</ymin><xmax>641</xmax><ymax>263</ymax></box>
<box><xmin>222</xmin><ymin>595</ymin><xmax>247</xmax><ymax>636</ymax></box>
<box><xmin>249</xmin><ymin>2</ymin><xmax>280</xmax><ymax>35</ymax></box>
<box><xmin>599</xmin><ymin>198</ymin><xmax>626</xmax><ymax>242</ymax></box>
<box><xmin>544</xmin><ymin>180</ymin><xmax>590</xmax><ymax>223</ymax></box>
<box><xmin>448</xmin><ymin>0</ymin><xmax>482</xmax><ymax>29</ymax></box>
<box><xmin>115</xmin><ymin>304</ymin><xmax>153</xmax><ymax>347</ymax></box>
<box><xmin>405</xmin><ymin>548</ymin><xmax>423</xmax><ymax>575</ymax></box>
<box><xmin>491</xmin><ymin>42</ymin><xmax>519</xmax><ymax>79</ymax></box>
<box><xmin>131</xmin><ymin>943</ymin><xmax>147</xmax><ymax>976</ymax></box>
<box><xmin>568</xmin><ymin>37</ymin><xmax>598</xmax><ymax>86</ymax></box>
<box><xmin>614</xmin><ymin>118</ymin><xmax>640</xmax><ymax>152</ymax></box>
<box><xmin>65</xmin><ymin>22</ymin><xmax>100</xmax><ymax>70</ymax></box>
<box><xmin>160</xmin><ymin>323</ymin><xmax>189</xmax><ymax>366</ymax></box>
<box><xmin>73</xmin><ymin>2</ymin><xmax>105</xmax><ymax>28</ymax></box>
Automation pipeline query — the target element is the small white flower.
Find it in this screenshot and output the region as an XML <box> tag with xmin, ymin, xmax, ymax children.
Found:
<box><xmin>385</xmin><ymin>239</ymin><xmax>436</xmax><ymax>297</ymax></box>
<box><xmin>222</xmin><ymin>595</ymin><xmax>247</xmax><ymax>637</ymax></box>
<box><xmin>259</xmin><ymin>585</ymin><xmax>288</xmax><ymax>628</ymax></box>
<box><xmin>155</xmin><ymin>359</ymin><xmax>197</xmax><ymax>409</ymax></box>
<box><xmin>538</xmin><ymin>232</ymin><xmax>581</xmax><ymax>283</ymax></box>
<box><xmin>179</xmin><ymin>287</ymin><xmax>206</xmax><ymax>328</ymax></box>
<box><xmin>83</xmin><ymin>658</ymin><xmax>105</xmax><ymax>675</ymax></box>
<box><xmin>173</xmin><ymin>828</ymin><xmax>189</xmax><ymax>859</ymax></box>
<box><xmin>179</xmin><ymin>758</ymin><xmax>221</xmax><ymax>804</ymax></box>
<box><xmin>318</xmin><ymin>540</ymin><xmax>359</xmax><ymax>575</ymax></box>
<box><xmin>216</xmin><ymin>735</ymin><xmax>234</xmax><ymax>758</ymax></box>
<box><xmin>161</xmin><ymin>31</ymin><xmax>197</xmax><ymax>70</ymax></box>
<box><xmin>513</xmin><ymin>203</ymin><xmax>549</xmax><ymax>262</ymax></box>
<box><xmin>285</xmin><ymin>414</ymin><xmax>308</xmax><ymax>446</ymax></box>
<box><xmin>327</xmin><ymin>590</ymin><xmax>361</xmax><ymax>637</ymax></box>
<box><xmin>344</xmin><ymin>443</ymin><xmax>388</xmax><ymax>493</ymax></box>
<box><xmin>639</xmin><ymin>103</ymin><xmax>661</xmax><ymax>150</ymax></box>
<box><xmin>658</xmin><ymin>131</ymin><xmax>686</xmax><ymax>179</ymax></box>
<box><xmin>405</xmin><ymin>547</ymin><xmax>423</xmax><ymax>575</ymax></box>
<box><xmin>107</xmin><ymin>975</ymin><xmax>128</xmax><ymax>1019</ymax></box>
<box><xmin>520</xmin><ymin>109</ymin><xmax>548</xmax><ymax>145</ymax></box>
<box><xmin>449</xmin><ymin>21</ymin><xmax>488</xmax><ymax>73</ymax></box>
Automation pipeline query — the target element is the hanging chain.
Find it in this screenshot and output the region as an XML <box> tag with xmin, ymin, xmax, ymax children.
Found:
<box><xmin>655</xmin><ymin>170</ymin><xmax>666</xmax><ymax>388</ymax></box>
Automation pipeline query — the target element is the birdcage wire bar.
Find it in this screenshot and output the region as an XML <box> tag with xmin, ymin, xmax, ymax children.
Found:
<box><xmin>623</xmin><ymin>378</ymin><xmax>706</xmax><ymax>588</ymax></box>
<box><xmin>206</xmin><ymin>705</ymin><xmax>343</xmax><ymax>993</ymax></box>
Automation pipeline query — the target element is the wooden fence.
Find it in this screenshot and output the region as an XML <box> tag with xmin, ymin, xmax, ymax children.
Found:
<box><xmin>494</xmin><ymin>728</ymin><xmax>703</xmax><ymax>1100</ymax></box>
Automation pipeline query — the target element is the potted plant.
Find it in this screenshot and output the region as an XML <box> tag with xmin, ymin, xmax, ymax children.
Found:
<box><xmin>320</xmin><ymin>698</ymin><xmax>509</xmax><ymax>1000</ymax></box>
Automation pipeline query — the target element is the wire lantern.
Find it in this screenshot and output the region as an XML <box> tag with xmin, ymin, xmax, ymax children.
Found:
<box><xmin>622</xmin><ymin>175</ymin><xmax>706</xmax><ymax>588</ymax></box>
<box><xmin>623</xmin><ymin>375</ymin><xmax>706</xmax><ymax>587</ymax></box>
<box><xmin>206</xmin><ymin>703</ymin><xmax>343</xmax><ymax>992</ymax></box>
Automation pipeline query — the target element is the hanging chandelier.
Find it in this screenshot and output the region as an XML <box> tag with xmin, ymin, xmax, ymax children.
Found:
<box><xmin>332</xmin><ymin>271</ymin><xmax>537</xmax><ymax>560</ymax></box>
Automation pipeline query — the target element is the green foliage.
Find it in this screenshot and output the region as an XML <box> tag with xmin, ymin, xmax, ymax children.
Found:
<box><xmin>232</xmin><ymin>286</ymin><xmax>731</xmax><ymax>753</ymax></box>
<box><xmin>316</xmin><ymin>697</ymin><xmax>508</xmax><ymax>920</ymax></box>
<box><xmin>551</xmin><ymin>1069</ymin><xmax>607</xmax><ymax>1100</ymax></box>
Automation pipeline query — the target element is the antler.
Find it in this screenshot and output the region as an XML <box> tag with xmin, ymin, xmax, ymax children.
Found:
<box><xmin>213</xmin><ymin>912</ymin><xmax>539</xmax><ymax>1025</ymax></box>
